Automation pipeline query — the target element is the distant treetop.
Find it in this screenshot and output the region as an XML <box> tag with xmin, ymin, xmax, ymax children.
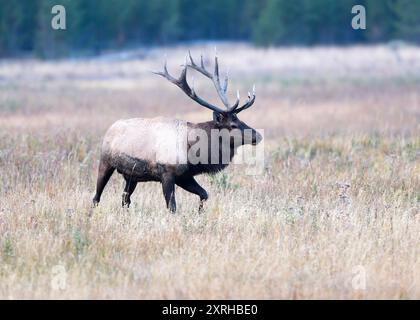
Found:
<box><xmin>0</xmin><ymin>0</ymin><xmax>418</xmax><ymax>58</ymax></box>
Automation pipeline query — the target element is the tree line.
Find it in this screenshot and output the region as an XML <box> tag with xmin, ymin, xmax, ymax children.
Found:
<box><xmin>0</xmin><ymin>0</ymin><xmax>419</xmax><ymax>58</ymax></box>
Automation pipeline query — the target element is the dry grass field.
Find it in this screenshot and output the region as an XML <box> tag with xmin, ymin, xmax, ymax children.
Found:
<box><xmin>0</xmin><ymin>43</ymin><xmax>419</xmax><ymax>299</ymax></box>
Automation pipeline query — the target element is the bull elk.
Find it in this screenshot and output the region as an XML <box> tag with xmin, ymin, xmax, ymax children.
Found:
<box><xmin>93</xmin><ymin>52</ymin><xmax>262</xmax><ymax>213</ymax></box>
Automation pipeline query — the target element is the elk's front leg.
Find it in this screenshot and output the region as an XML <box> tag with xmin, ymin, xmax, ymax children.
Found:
<box><xmin>162</xmin><ymin>174</ymin><xmax>176</xmax><ymax>213</ymax></box>
<box><xmin>176</xmin><ymin>175</ymin><xmax>208</xmax><ymax>213</ymax></box>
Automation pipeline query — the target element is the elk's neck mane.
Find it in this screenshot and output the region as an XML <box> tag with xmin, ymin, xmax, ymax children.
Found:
<box><xmin>187</xmin><ymin>121</ymin><xmax>236</xmax><ymax>176</ymax></box>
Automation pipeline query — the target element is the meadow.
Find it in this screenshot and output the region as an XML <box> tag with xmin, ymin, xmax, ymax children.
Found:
<box><xmin>0</xmin><ymin>43</ymin><xmax>419</xmax><ymax>299</ymax></box>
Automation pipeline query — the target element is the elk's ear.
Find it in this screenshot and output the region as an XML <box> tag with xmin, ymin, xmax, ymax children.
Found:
<box><xmin>213</xmin><ymin>112</ymin><xmax>224</xmax><ymax>125</ymax></box>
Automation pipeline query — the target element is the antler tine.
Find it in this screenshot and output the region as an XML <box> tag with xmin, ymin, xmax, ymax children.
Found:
<box><xmin>222</xmin><ymin>68</ymin><xmax>229</xmax><ymax>94</ymax></box>
<box><xmin>228</xmin><ymin>89</ymin><xmax>240</xmax><ymax>111</ymax></box>
<box><xmin>214</xmin><ymin>54</ymin><xmax>219</xmax><ymax>79</ymax></box>
<box><xmin>179</xmin><ymin>54</ymin><xmax>189</xmax><ymax>84</ymax></box>
<box><xmin>153</xmin><ymin>59</ymin><xmax>225</xmax><ymax>114</ymax></box>
<box><xmin>233</xmin><ymin>84</ymin><xmax>256</xmax><ymax>113</ymax></box>
<box><xmin>188</xmin><ymin>52</ymin><xmax>211</xmax><ymax>77</ymax></box>
<box><xmin>188</xmin><ymin>50</ymin><xmax>195</xmax><ymax>66</ymax></box>
<box><xmin>163</xmin><ymin>59</ymin><xmax>168</xmax><ymax>73</ymax></box>
<box><xmin>200</xmin><ymin>54</ymin><xmax>205</xmax><ymax>69</ymax></box>
<box><xmin>212</xmin><ymin>54</ymin><xmax>231</xmax><ymax>108</ymax></box>
<box><xmin>186</xmin><ymin>52</ymin><xmax>232</xmax><ymax>109</ymax></box>
<box><xmin>153</xmin><ymin>58</ymin><xmax>176</xmax><ymax>82</ymax></box>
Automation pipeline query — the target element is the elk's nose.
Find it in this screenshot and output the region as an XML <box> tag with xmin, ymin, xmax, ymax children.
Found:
<box><xmin>252</xmin><ymin>131</ymin><xmax>263</xmax><ymax>145</ymax></box>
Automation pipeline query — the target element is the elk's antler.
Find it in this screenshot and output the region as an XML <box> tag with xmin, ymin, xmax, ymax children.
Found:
<box><xmin>154</xmin><ymin>52</ymin><xmax>256</xmax><ymax>114</ymax></box>
<box><xmin>187</xmin><ymin>51</ymin><xmax>240</xmax><ymax>112</ymax></box>
<box><xmin>232</xmin><ymin>84</ymin><xmax>256</xmax><ymax>113</ymax></box>
<box><xmin>153</xmin><ymin>57</ymin><xmax>226</xmax><ymax>114</ymax></box>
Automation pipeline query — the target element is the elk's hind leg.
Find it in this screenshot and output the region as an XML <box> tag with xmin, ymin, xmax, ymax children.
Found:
<box><xmin>93</xmin><ymin>157</ymin><xmax>115</xmax><ymax>206</ymax></box>
<box><xmin>122</xmin><ymin>175</ymin><xmax>138</xmax><ymax>208</ymax></box>
<box><xmin>162</xmin><ymin>174</ymin><xmax>176</xmax><ymax>213</ymax></box>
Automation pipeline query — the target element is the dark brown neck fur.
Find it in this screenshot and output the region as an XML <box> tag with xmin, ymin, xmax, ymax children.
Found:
<box><xmin>187</xmin><ymin>121</ymin><xmax>236</xmax><ymax>176</ymax></box>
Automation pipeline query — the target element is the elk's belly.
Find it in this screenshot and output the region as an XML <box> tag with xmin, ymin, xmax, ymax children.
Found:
<box><xmin>111</xmin><ymin>153</ymin><xmax>186</xmax><ymax>182</ymax></box>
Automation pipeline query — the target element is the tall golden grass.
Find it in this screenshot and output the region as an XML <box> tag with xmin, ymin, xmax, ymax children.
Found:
<box><xmin>0</xmin><ymin>44</ymin><xmax>419</xmax><ymax>299</ymax></box>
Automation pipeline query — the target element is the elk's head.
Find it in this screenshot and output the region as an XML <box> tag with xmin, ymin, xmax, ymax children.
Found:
<box><xmin>154</xmin><ymin>52</ymin><xmax>262</xmax><ymax>147</ymax></box>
